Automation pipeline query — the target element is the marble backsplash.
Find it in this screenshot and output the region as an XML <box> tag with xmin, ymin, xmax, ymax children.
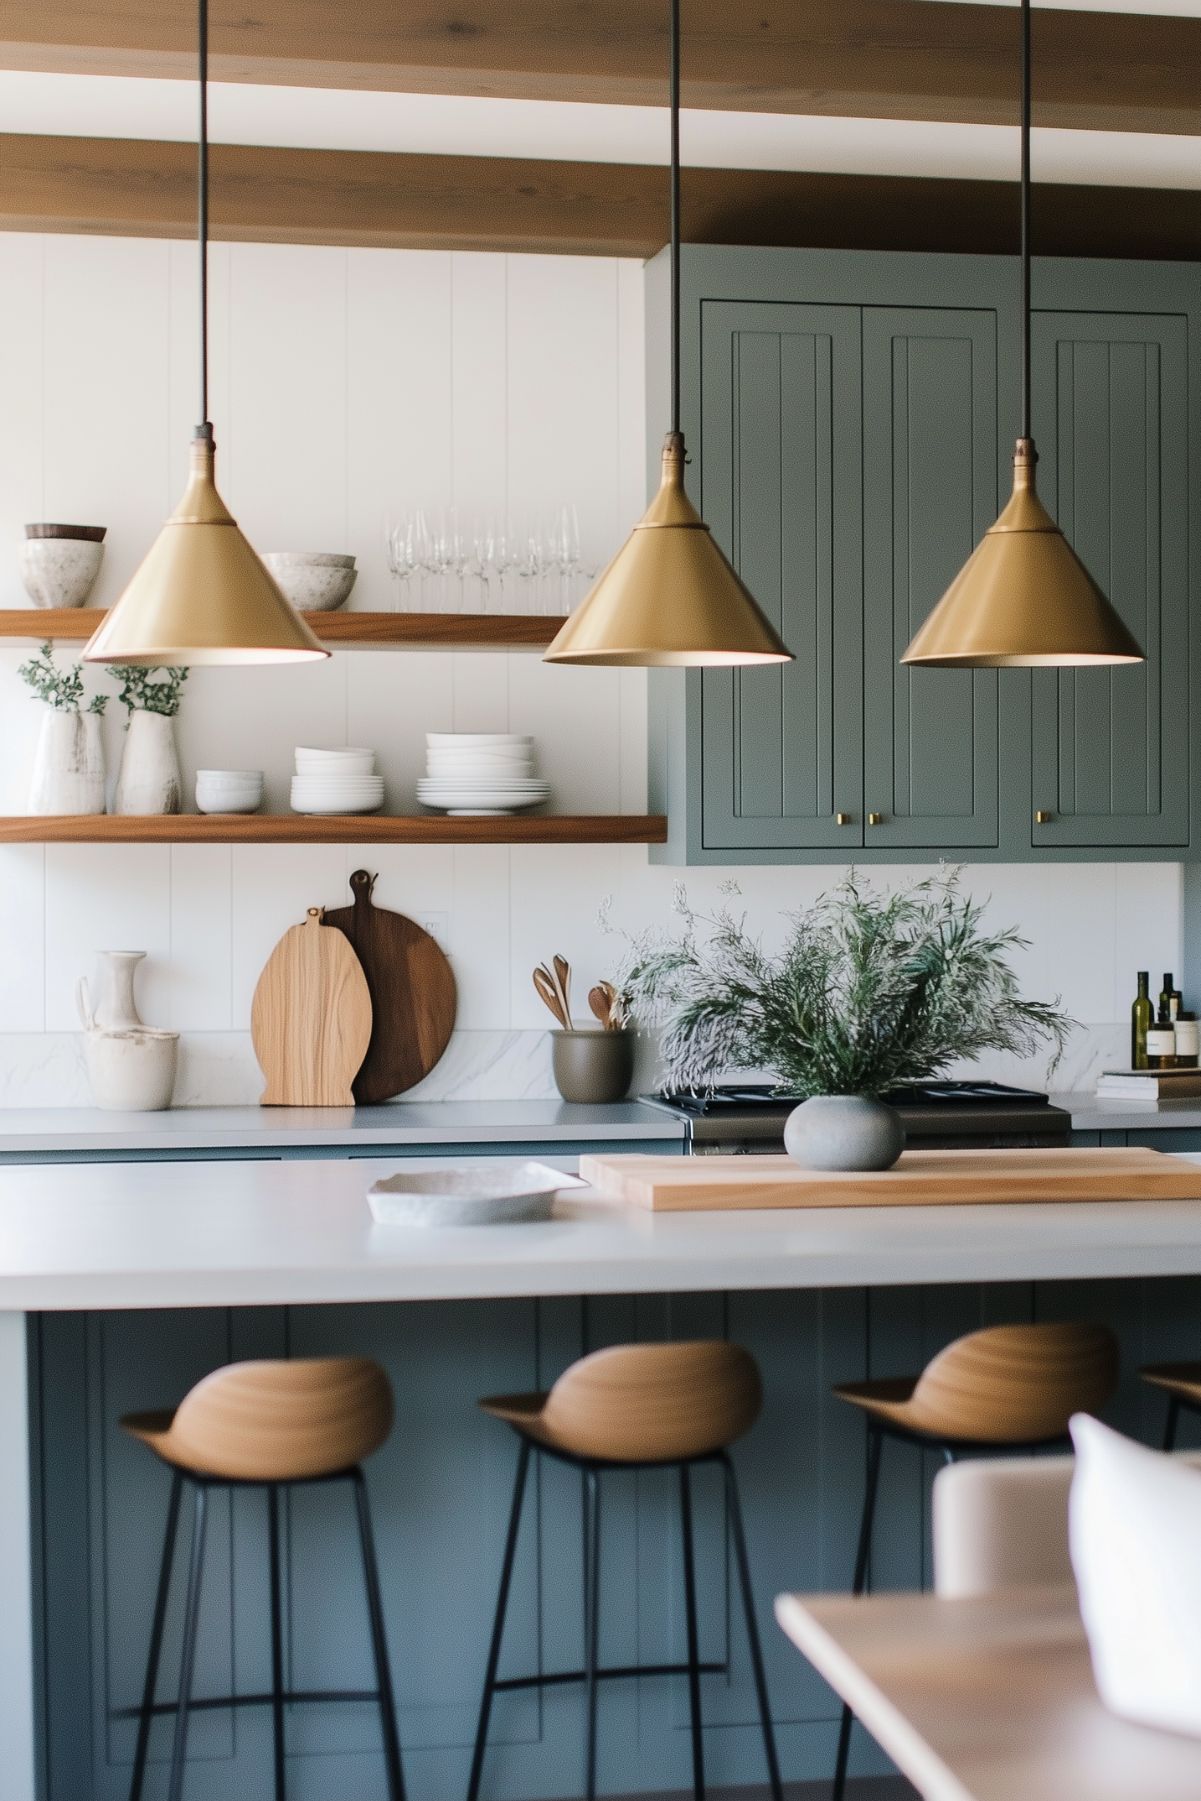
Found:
<box><xmin>0</xmin><ymin>1020</ymin><xmax>1130</xmax><ymax>1111</ymax></box>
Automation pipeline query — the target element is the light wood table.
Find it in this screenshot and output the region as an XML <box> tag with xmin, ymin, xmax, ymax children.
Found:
<box><xmin>775</xmin><ymin>1585</ymin><xmax>1201</xmax><ymax>1801</ymax></box>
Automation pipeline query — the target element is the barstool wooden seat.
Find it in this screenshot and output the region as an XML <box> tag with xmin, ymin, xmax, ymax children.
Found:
<box><xmin>1141</xmin><ymin>1362</ymin><xmax>1201</xmax><ymax>1448</ymax></box>
<box><xmin>830</xmin><ymin>1321</ymin><xmax>1119</xmax><ymax>1801</ymax></box>
<box><xmin>120</xmin><ymin>1357</ymin><xmax>404</xmax><ymax>1801</ymax></box>
<box><xmin>468</xmin><ymin>1341</ymin><xmax>783</xmax><ymax>1801</ymax></box>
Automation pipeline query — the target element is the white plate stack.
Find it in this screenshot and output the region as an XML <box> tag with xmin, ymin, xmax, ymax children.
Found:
<box><xmin>417</xmin><ymin>734</ymin><xmax>550</xmax><ymax>816</ymax></box>
<box><xmin>291</xmin><ymin>747</ymin><xmax>385</xmax><ymax>815</ymax></box>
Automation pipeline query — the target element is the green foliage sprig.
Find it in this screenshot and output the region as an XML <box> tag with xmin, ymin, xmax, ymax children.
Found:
<box><xmin>108</xmin><ymin>665</ymin><xmax>189</xmax><ymax>718</ymax></box>
<box><xmin>18</xmin><ymin>642</ymin><xmax>84</xmax><ymax>712</ymax></box>
<box><xmin>611</xmin><ymin>869</ymin><xmax>1073</xmax><ymax>1098</ymax></box>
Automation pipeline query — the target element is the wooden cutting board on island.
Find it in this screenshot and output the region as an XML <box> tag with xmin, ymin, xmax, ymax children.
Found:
<box><xmin>580</xmin><ymin>1147</ymin><xmax>1201</xmax><ymax>1210</ymax></box>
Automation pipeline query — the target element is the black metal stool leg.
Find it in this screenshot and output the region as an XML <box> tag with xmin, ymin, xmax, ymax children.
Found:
<box><xmin>1164</xmin><ymin>1395</ymin><xmax>1182</xmax><ymax>1451</ymax></box>
<box><xmin>832</xmin><ymin>1424</ymin><xmax>884</xmax><ymax>1801</ymax></box>
<box><xmin>679</xmin><ymin>1463</ymin><xmax>705</xmax><ymax>1801</ymax></box>
<box><xmin>129</xmin><ymin>1469</ymin><xmax>183</xmax><ymax>1801</ymax></box>
<box><xmin>267</xmin><ymin>1485</ymin><xmax>288</xmax><ymax>1801</ymax></box>
<box><xmin>167</xmin><ymin>1482</ymin><xmax>208</xmax><ymax>1801</ymax></box>
<box><xmin>721</xmin><ymin>1455</ymin><xmax>783</xmax><ymax>1801</ymax></box>
<box><xmin>583</xmin><ymin>1467</ymin><xmax>602</xmax><ymax>1801</ymax></box>
<box><xmin>467</xmin><ymin>1439</ymin><xmax>531</xmax><ymax>1801</ymax></box>
<box><xmin>352</xmin><ymin>1470</ymin><xmax>407</xmax><ymax>1801</ymax></box>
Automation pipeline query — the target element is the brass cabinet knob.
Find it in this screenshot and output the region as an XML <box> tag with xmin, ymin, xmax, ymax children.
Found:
<box><xmin>1035</xmin><ymin>809</ymin><xmax>1053</xmax><ymax>824</ymax></box>
<box><xmin>835</xmin><ymin>812</ymin><xmax>852</xmax><ymax>826</ymax></box>
<box><xmin>867</xmin><ymin>812</ymin><xmax>884</xmax><ymax>826</ymax></box>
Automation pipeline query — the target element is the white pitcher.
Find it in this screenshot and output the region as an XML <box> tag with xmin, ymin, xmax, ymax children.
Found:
<box><xmin>82</xmin><ymin>950</ymin><xmax>147</xmax><ymax>1033</ymax></box>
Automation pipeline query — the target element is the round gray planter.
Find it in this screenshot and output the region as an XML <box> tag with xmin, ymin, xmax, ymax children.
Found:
<box><xmin>783</xmin><ymin>1095</ymin><xmax>905</xmax><ymax>1172</ymax></box>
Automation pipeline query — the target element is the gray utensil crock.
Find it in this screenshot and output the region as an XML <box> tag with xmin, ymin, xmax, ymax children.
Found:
<box><xmin>552</xmin><ymin>1029</ymin><xmax>635</xmax><ymax>1104</ymax></box>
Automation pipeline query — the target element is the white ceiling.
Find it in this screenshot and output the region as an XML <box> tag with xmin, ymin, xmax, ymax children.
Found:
<box><xmin>1</xmin><ymin>70</ymin><xmax>1198</xmax><ymax>188</ymax></box>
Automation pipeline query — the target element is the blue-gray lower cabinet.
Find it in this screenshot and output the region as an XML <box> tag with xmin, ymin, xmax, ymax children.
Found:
<box><xmin>34</xmin><ymin>1277</ymin><xmax>1201</xmax><ymax>1799</ymax></box>
<box><xmin>649</xmin><ymin>245</ymin><xmax>1199</xmax><ymax>865</ymax></box>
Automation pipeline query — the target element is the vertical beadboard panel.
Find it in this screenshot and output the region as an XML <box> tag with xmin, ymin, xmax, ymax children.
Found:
<box><xmin>0</xmin><ymin>234</ymin><xmax>45</xmax><ymax>606</ymax></box>
<box><xmin>42</xmin><ymin>237</ymin><xmax>172</xmax><ymax>610</ymax></box>
<box><xmin>168</xmin><ymin>845</ymin><xmax>233</xmax><ymax>1031</ymax></box>
<box><xmin>450</xmin><ymin>845</ymin><xmax>511</xmax><ymax>1028</ymax></box>
<box><xmin>224</xmin><ymin>243</ymin><xmax>350</xmax><ymax>555</ymax></box>
<box><xmin>346</xmin><ymin>248</ymin><xmax>453</xmax><ymax>613</ymax></box>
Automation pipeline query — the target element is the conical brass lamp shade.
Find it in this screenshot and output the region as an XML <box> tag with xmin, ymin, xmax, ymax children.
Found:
<box><xmin>83</xmin><ymin>432</ymin><xmax>327</xmax><ymax>666</ymax></box>
<box><xmin>544</xmin><ymin>434</ymin><xmax>792</xmax><ymax>667</ymax></box>
<box><xmin>901</xmin><ymin>440</ymin><xmax>1144</xmax><ymax>668</ymax></box>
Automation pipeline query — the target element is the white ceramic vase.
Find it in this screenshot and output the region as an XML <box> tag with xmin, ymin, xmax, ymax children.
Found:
<box><xmin>86</xmin><ymin>949</ymin><xmax>147</xmax><ymax>1032</ymax></box>
<box><xmin>29</xmin><ymin>708</ymin><xmax>106</xmax><ymax>815</ymax></box>
<box><xmin>115</xmin><ymin>710</ymin><xmax>181</xmax><ymax>816</ymax></box>
<box><xmin>83</xmin><ymin>1028</ymin><xmax>178</xmax><ymax>1111</ymax></box>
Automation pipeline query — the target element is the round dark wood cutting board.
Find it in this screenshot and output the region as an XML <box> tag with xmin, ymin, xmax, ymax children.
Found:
<box><xmin>324</xmin><ymin>869</ymin><xmax>457</xmax><ymax>1103</ymax></box>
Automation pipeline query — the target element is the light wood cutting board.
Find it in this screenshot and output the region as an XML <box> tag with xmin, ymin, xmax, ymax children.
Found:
<box><xmin>579</xmin><ymin>1147</ymin><xmax>1201</xmax><ymax>1211</ymax></box>
<box><xmin>323</xmin><ymin>869</ymin><xmax>456</xmax><ymax>1104</ymax></box>
<box><xmin>251</xmin><ymin>908</ymin><xmax>372</xmax><ymax>1106</ymax></box>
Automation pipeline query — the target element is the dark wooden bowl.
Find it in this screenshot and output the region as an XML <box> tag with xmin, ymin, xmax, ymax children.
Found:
<box><xmin>24</xmin><ymin>523</ymin><xmax>107</xmax><ymax>542</ymax></box>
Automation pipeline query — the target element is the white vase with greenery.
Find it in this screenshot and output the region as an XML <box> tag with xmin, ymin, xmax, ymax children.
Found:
<box><xmin>613</xmin><ymin>870</ymin><xmax>1072</xmax><ymax>1169</ymax></box>
<box><xmin>110</xmin><ymin>666</ymin><xmax>188</xmax><ymax>816</ymax></box>
<box><xmin>20</xmin><ymin>641</ymin><xmax>108</xmax><ymax>815</ymax></box>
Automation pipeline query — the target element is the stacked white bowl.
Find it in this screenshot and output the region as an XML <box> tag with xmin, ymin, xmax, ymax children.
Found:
<box><xmin>291</xmin><ymin>747</ymin><xmax>384</xmax><ymax>815</ymax></box>
<box><xmin>418</xmin><ymin>734</ymin><xmax>550</xmax><ymax>816</ymax></box>
<box><xmin>195</xmin><ymin>769</ymin><xmax>264</xmax><ymax>814</ymax></box>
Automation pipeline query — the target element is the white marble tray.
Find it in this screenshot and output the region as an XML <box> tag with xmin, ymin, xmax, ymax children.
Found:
<box><xmin>366</xmin><ymin>1160</ymin><xmax>582</xmax><ymax>1226</ymax></box>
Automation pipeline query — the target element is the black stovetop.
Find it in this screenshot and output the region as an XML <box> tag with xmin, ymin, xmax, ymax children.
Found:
<box><xmin>645</xmin><ymin>1080</ymin><xmax>1051</xmax><ymax>1119</ymax></box>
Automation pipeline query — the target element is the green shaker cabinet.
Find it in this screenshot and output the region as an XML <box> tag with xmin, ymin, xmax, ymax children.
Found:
<box><xmin>1029</xmin><ymin>310</ymin><xmax>1191</xmax><ymax>849</ymax></box>
<box><xmin>648</xmin><ymin>247</ymin><xmax>1199</xmax><ymax>865</ymax></box>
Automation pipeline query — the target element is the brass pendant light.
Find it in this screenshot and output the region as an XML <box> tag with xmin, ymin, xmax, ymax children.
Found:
<box><xmin>84</xmin><ymin>0</ymin><xmax>326</xmax><ymax>668</ymax></box>
<box><xmin>543</xmin><ymin>0</ymin><xmax>792</xmax><ymax>668</ymax></box>
<box><xmin>901</xmin><ymin>0</ymin><xmax>1142</xmax><ymax>669</ymax></box>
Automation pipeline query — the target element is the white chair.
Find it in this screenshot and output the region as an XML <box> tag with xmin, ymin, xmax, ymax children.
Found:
<box><xmin>933</xmin><ymin>1447</ymin><xmax>1201</xmax><ymax>1597</ymax></box>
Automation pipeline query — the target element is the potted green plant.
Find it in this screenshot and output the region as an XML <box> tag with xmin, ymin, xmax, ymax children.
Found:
<box><xmin>109</xmin><ymin>665</ymin><xmax>188</xmax><ymax>816</ymax></box>
<box><xmin>614</xmin><ymin>871</ymin><xmax>1071</xmax><ymax>1170</ymax></box>
<box><xmin>19</xmin><ymin>641</ymin><xmax>108</xmax><ymax>815</ymax></box>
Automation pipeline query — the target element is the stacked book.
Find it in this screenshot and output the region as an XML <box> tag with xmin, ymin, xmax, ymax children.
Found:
<box><xmin>1095</xmin><ymin>1068</ymin><xmax>1201</xmax><ymax>1100</ymax></box>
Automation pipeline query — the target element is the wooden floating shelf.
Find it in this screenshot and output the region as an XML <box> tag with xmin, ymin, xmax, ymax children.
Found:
<box><xmin>0</xmin><ymin>814</ymin><xmax>667</xmax><ymax>846</ymax></box>
<box><xmin>0</xmin><ymin>610</ymin><xmax>567</xmax><ymax>651</ymax></box>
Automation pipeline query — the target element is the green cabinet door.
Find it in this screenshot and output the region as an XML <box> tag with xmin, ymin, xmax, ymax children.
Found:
<box><xmin>698</xmin><ymin>301</ymin><xmax>864</xmax><ymax>851</ymax></box>
<box><xmin>861</xmin><ymin>307</ymin><xmax>1001</xmax><ymax>848</ymax></box>
<box><xmin>1029</xmin><ymin>311</ymin><xmax>1190</xmax><ymax>848</ymax></box>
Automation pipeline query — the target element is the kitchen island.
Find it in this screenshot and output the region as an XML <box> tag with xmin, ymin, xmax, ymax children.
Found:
<box><xmin>8</xmin><ymin>1153</ymin><xmax>1201</xmax><ymax>1800</ymax></box>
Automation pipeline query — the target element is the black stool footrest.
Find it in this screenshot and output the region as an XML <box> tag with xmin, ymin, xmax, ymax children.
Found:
<box><xmin>113</xmin><ymin>1688</ymin><xmax>381</xmax><ymax>1721</ymax></box>
<box><xmin>493</xmin><ymin>1661</ymin><xmax>726</xmax><ymax>1693</ymax></box>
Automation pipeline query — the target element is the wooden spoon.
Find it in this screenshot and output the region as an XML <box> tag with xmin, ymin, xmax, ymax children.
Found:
<box><xmin>552</xmin><ymin>954</ymin><xmax>572</xmax><ymax>1023</ymax></box>
<box><xmin>588</xmin><ymin>984</ymin><xmax>612</xmax><ymax>1030</ymax></box>
<box><xmin>533</xmin><ymin>966</ymin><xmax>569</xmax><ymax>1029</ymax></box>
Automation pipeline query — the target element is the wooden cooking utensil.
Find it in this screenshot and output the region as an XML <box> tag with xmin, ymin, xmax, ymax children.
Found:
<box><xmin>323</xmin><ymin>869</ymin><xmax>457</xmax><ymax>1104</ymax></box>
<box><xmin>534</xmin><ymin>965</ymin><xmax>569</xmax><ymax>1029</ymax></box>
<box><xmin>548</xmin><ymin>954</ymin><xmax>571</xmax><ymax>1024</ymax></box>
<box><xmin>251</xmin><ymin>908</ymin><xmax>372</xmax><ymax>1106</ymax></box>
<box><xmin>588</xmin><ymin>984</ymin><xmax>612</xmax><ymax>1030</ymax></box>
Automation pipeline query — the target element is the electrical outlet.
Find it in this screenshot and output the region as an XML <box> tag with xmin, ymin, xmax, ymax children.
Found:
<box><xmin>419</xmin><ymin>912</ymin><xmax>449</xmax><ymax>948</ymax></box>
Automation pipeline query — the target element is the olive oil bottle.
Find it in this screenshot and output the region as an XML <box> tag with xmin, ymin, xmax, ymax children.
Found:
<box><xmin>1132</xmin><ymin>970</ymin><xmax>1153</xmax><ymax>1070</ymax></box>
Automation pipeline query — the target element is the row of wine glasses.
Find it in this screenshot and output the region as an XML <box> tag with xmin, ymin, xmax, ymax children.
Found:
<box><xmin>384</xmin><ymin>507</ymin><xmax>593</xmax><ymax>615</ymax></box>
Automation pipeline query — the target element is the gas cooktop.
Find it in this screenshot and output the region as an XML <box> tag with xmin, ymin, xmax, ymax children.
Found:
<box><xmin>646</xmin><ymin>1080</ymin><xmax>1051</xmax><ymax>1117</ymax></box>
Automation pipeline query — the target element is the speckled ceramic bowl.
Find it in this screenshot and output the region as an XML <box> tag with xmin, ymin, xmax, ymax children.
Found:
<box><xmin>20</xmin><ymin>536</ymin><xmax>104</xmax><ymax>608</ymax></box>
<box><xmin>262</xmin><ymin>552</ymin><xmax>357</xmax><ymax>612</ymax></box>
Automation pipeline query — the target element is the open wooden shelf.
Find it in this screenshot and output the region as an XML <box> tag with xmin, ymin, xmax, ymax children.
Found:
<box><xmin>0</xmin><ymin>813</ymin><xmax>666</xmax><ymax>846</ymax></box>
<box><xmin>0</xmin><ymin>609</ymin><xmax>568</xmax><ymax>651</ymax></box>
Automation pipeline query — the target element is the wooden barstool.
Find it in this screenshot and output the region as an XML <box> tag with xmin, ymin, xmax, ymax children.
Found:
<box><xmin>120</xmin><ymin>1357</ymin><xmax>404</xmax><ymax>1801</ymax></box>
<box><xmin>830</xmin><ymin>1320</ymin><xmax>1118</xmax><ymax>1801</ymax></box>
<box><xmin>467</xmin><ymin>1341</ymin><xmax>783</xmax><ymax>1801</ymax></box>
<box><xmin>1141</xmin><ymin>1362</ymin><xmax>1201</xmax><ymax>1448</ymax></box>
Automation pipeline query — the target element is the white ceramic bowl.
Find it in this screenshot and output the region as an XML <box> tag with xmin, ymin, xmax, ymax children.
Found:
<box><xmin>294</xmin><ymin>747</ymin><xmax>377</xmax><ymax>777</ymax></box>
<box><xmin>20</xmin><ymin>537</ymin><xmax>105</xmax><ymax>608</ymax></box>
<box><xmin>196</xmin><ymin>769</ymin><xmax>264</xmax><ymax>814</ymax></box>
<box><xmin>263</xmin><ymin>553</ymin><xmax>357</xmax><ymax>612</ymax></box>
<box><xmin>366</xmin><ymin>1160</ymin><xmax>582</xmax><ymax>1226</ymax></box>
<box><xmin>427</xmin><ymin>733</ymin><xmax>533</xmax><ymax>748</ymax></box>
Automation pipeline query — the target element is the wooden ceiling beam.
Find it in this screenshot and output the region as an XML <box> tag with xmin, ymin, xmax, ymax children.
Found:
<box><xmin>1</xmin><ymin>133</ymin><xmax>1198</xmax><ymax>262</ymax></box>
<box><xmin>0</xmin><ymin>0</ymin><xmax>1199</xmax><ymax>136</ymax></box>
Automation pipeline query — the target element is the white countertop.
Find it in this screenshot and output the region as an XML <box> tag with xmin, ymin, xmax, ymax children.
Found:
<box><xmin>5</xmin><ymin>1153</ymin><xmax>1201</xmax><ymax>1311</ymax></box>
<box><xmin>1056</xmin><ymin>1092</ymin><xmax>1201</xmax><ymax>1132</ymax></box>
<box><xmin>0</xmin><ymin>1100</ymin><xmax>685</xmax><ymax>1156</ymax></box>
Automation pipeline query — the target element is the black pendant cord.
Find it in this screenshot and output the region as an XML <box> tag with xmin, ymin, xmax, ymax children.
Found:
<box><xmin>669</xmin><ymin>0</ymin><xmax>681</xmax><ymax>438</ymax></box>
<box><xmin>197</xmin><ymin>0</ymin><xmax>211</xmax><ymax>436</ymax></box>
<box><xmin>1019</xmin><ymin>0</ymin><xmax>1031</xmax><ymax>442</ymax></box>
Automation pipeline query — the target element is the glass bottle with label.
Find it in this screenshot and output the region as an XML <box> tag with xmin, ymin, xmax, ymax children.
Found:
<box><xmin>1174</xmin><ymin>1012</ymin><xmax>1200</xmax><ymax>1069</ymax></box>
<box><xmin>1132</xmin><ymin>971</ymin><xmax>1153</xmax><ymax>1070</ymax></box>
<box><xmin>1160</xmin><ymin>973</ymin><xmax>1182</xmax><ymax>1022</ymax></box>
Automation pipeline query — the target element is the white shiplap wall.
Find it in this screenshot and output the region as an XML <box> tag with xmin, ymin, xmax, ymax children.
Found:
<box><xmin>0</xmin><ymin>232</ymin><xmax>1182</xmax><ymax>1104</ymax></box>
